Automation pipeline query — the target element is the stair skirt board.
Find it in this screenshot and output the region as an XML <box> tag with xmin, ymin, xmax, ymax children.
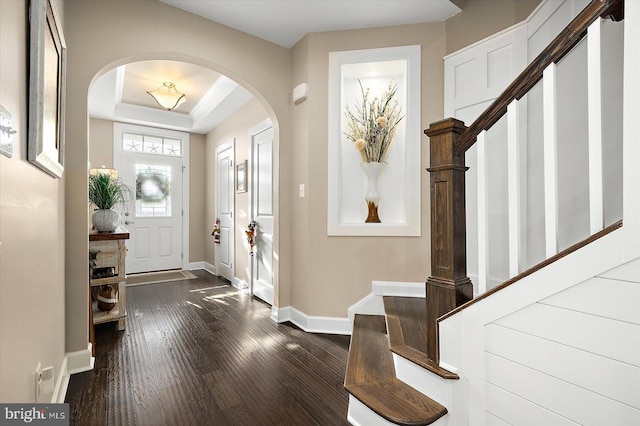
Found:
<box><xmin>347</xmin><ymin>395</ymin><xmax>448</xmax><ymax>426</ymax></box>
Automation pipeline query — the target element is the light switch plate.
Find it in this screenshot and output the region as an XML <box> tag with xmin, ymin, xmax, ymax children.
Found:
<box><xmin>299</xmin><ymin>184</ymin><xmax>305</xmax><ymax>198</ymax></box>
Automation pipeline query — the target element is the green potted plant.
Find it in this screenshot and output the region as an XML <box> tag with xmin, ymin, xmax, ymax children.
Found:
<box><xmin>88</xmin><ymin>172</ymin><xmax>133</xmax><ymax>232</ymax></box>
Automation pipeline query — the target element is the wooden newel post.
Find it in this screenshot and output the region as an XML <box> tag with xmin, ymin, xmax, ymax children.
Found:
<box><xmin>424</xmin><ymin>118</ymin><xmax>473</xmax><ymax>363</ymax></box>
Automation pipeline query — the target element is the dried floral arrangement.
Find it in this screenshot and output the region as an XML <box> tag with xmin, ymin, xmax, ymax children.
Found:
<box><xmin>344</xmin><ymin>80</ymin><xmax>404</xmax><ymax>163</ymax></box>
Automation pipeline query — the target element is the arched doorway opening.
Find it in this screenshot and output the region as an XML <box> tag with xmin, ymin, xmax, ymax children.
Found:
<box><xmin>82</xmin><ymin>54</ymin><xmax>282</xmax><ymax>349</ymax></box>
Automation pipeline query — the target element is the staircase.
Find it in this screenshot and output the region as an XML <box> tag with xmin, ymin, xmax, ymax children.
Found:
<box><xmin>345</xmin><ymin>0</ymin><xmax>640</xmax><ymax>424</ymax></box>
<box><xmin>345</xmin><ymin>314</ymin><xmax>447</xmax><ymax>426</ymax></box>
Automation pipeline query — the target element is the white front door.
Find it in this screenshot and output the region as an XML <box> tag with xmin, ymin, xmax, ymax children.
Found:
<box><xmin>120</xmin><ymin>152</ymin><xmax>183</xmax><ymax>273</ymax></box>
<box><xmin>114</xmin><ymin>123</ymin><xmax>188</xmax><ymax>274</ymax></box>
<box><xmin>215</xmin><ymin>143</ymin><xmax>234</xmax><ymax>282</ymax></box>
<box><xmin>251</xmin><ymin>123</ymin><xmax>274</xmax><ymax>305</ymax></box>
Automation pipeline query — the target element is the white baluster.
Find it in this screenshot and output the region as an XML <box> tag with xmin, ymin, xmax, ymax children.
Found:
<box><xmin>507</xmin><ymin>100</ymin><xmax>521</xmax><ymax>277</ymax></box>
<box><xmin>588</xmin><ymin>18</ymin><xmax>604</xmax><ymax>234</ymax></box>
<box><xmin>543</xmin><ymin>64</ymin><xmax>559</xmax><ymax>257</ymax></box>
<box><xmin>477</xmin><ymin>131</ymin><xmax>488</xmax><ymax>294</ymax></box>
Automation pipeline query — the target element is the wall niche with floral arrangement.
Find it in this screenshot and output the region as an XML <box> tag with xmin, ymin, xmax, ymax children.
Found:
<box><xmin>328</xmin><ymin>45</ymin><xmax>421</xmax><ymax>236</ymax></box>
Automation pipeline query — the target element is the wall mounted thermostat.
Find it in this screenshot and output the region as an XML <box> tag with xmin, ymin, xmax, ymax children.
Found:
<box><xmin>0</xmin><ymin>105</ymin><xmax>16</xmax><ymax>158</ymax></box>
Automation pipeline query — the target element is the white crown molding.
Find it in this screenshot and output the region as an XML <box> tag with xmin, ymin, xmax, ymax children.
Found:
<box><xmin>114</xmin><ymin>102</ymin><xmax>193</xmax><ymax>130</ymax></box>
<box><xmin>190</xmin><ymin>75</ymin><xmax>237</xmax><ymax>122</ymax></box>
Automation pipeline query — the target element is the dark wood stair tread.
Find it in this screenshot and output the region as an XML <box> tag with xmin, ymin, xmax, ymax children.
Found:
<box><xmin>345</xmin><ymin>315</ymin><xmax>447</xmax><ymax>426</ymax></box>
<box><xmin>384</xmin><ymin>297</ymin><xmax>459</xmax><ymax>380</ymax></box>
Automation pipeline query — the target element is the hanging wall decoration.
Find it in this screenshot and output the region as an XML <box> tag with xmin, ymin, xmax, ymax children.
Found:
<box><xmin>246</xmin><ymin>221</ymin><xmax>257</xmax><ymax>256</ymax></box>
<box><xmin>212</xmin><ymin>218</ymin><xmax>221</xmax><ymax>244</ymax></box>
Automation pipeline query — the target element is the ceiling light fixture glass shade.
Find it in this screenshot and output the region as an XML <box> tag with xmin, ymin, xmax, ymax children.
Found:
<box><xmin>147</xmin><ymin>82</ymin><xmax>186</xmax><ymax>111</ymax></box>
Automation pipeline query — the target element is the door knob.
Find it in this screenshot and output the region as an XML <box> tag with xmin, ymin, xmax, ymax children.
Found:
<box><xmin>125</xmin><ymin>221</ymin><xmax>135</xmax><ymax>225</ymax></box>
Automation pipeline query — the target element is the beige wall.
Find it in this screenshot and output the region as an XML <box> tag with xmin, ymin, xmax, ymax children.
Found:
<box><xmin>189</xmin><ymin>134</ymin><xmax>206</xmax><ymax>263</ymax></box>
<box><xmin>446</xmin><ymin>0</ymin><xmax>542</xmax><ymax>54</ymax></box>
<box><xmin>88</xmin><ymin>118</ymin><xmax>114</xmax><ymax>168</ymax></box>
<box><xmin>64</xmin><ymin>0</ymin><xmax>292</xmax><ymax>355</ymax></box>
<box><xmin>88</xmin><ymin>120</ymin><xmax>207</xmax><ymax>263</ymax></box>
<box><xmin>0</xmin><ymin>0</ymin><xmax>66</xmax><ymax>402</ymax></box>
<box><xmin>290</xmin><ymin>23</ymin><xmax>447</xmax><ymax>317</ymax></box>
<box><xmin>205</xmin><ymin>99</ymin><xmax>269</xmax><ymax>284</ymax></box>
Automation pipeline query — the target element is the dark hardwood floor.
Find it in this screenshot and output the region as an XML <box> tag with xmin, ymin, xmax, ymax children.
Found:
<box><xmin>66</xmin><ymin>270</ymin><xmax>351</xmax><ymax>426</ymax></box>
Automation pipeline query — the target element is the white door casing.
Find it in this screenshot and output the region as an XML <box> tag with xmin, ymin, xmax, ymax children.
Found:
<box><xmin>215</xmin><ymin>142</ymin><xmax>235</xmax><ymax>282</ymax></box>
<box><xmin>250</xmin><ymin>121</ymin><xmax>274</xmax><ymax>305</ymax></box>
<box><xmin>113</xmin><ymin>123</ymin><xmax>189</xmax><ymax>274</ymax></box>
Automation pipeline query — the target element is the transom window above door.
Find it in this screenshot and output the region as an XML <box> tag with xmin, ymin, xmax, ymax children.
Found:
<box><xmin>122</xmin><ymin>132</ymin><xmax>182</xmax><ymax>156</ymax></box>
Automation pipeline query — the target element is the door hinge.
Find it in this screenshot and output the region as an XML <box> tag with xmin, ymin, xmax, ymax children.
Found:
<box><xmin>181</xmin><ymin>253</ymin><xmax>183</xmax><ymax>259</ymax></box>
<box><xmin>182</xmin><ymin>209</ymin><xmax>184</xmax><ymax>216</ymax></box>
<box><xmin>182</xmin><ymin>166</ymin><xmax>186</xmax><ymax>172</ymax></box>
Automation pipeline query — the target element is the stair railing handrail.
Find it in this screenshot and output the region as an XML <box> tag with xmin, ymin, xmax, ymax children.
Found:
<box><xmin>423</xmin><ymin>0</ymin><xmax>624</xmax><ymax>365</ymax></box>
<box><xmin>455</xmin><ymin>0</ymin><xmax>623</xmax><ymax>155</ymax></box>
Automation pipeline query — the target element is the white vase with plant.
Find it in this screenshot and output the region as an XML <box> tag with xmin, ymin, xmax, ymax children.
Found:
<box><xmin>344</xmin><ymin>80</ymin><xmax>404</xmax><ymax>223</ymax></box>
<box><xmin>89</xmin><ymin>173</ymin><xmax>133</xmax><ymax>232</ymax></box>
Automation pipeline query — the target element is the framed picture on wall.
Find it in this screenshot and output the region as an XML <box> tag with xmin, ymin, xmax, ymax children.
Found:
<box><xmin>28</xmin><ymin>0</ymin><xmax>67</xmax><ymax>178</ymax></box>
<box><xmin>236</xmin><ymin>160</ymin><xmax>247</xmax><ymax>193</ymax></box>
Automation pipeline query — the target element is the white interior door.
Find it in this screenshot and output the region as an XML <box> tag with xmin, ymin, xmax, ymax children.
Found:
<box><xmin>251</xmin><ymin>124</ymin><xmax>274</xmax><ymax>305</ymax></box>
<box><xmin>120</xmin><ymin>152</ymin><xmax>183</xmax><ymax>273</ymax></box>
<box><xmin>215</xmin><ymin>143</ymin><xmax>234</xmax><ymax>282</ymax></box>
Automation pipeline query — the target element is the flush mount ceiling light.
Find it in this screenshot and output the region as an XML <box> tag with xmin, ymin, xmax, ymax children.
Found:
<box><xmin>147</xmin><ymin>82</ymin><xmax>186</xmax><ymax>111</ymax></box>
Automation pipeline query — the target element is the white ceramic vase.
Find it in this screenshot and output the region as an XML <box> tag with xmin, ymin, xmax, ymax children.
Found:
<box><xmin>92</xmin><ymin>209</ymin><xmax>120</xmax><ymax>232</ymax></box>
<box><xmin>361</xmin><ymin>161</ymin><xmax>386</xmax><ymax>223</ymax></box>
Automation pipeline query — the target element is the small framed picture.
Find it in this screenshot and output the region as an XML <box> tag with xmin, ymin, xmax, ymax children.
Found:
<box><xmin>236</xmin><ymin>160</ymin><xmax>247</xmax><ymax>193</ymax></box>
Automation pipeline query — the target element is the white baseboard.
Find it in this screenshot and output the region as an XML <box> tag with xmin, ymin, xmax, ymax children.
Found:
<box><xmin>66</xmin><ymin>343</ymin><xmax>94</xmax><ymax>375</ymax></box>
<box><xmin>232</xmin><ymin>277</ymin><xmax>249</xmax><ymax>291</ymax></box>
<box><xmin>372</xmin><ymin>280</ymin><xmax>425</xmax><ymax>298</ymax></box>
<box><xmin>51</xmin><ymin>357</ymin><xmax>68</xmax><ymax>404</ymax></box>
<box><xmin>347</xmin><ymin>281</ymin><xmax>425</xmax><ymax>326</ymax></box>
<box><xmin>203</xmin><ymin>262</ymin><xmax>216</xmax><ymax>275</ymax></box>
<box><xmin>53</xmin><ymin>343</ymin><xmax>94</xmax><ymax>404</ymax></box>
<box><xmin>271</xmin><ymin>306</ymin><xmax>351</xmax><ymax>335</ymax></box>
<box><xmin>187</xmin><ymin>261</ymin><xmax>204</xmax><ymax>270</ymax></box>
<box><xmin>271</xmin><ymin>305</ymin><xmax>290</xmax><ymax>323</ymax></box>
<box><xmin>269</xmin><ymin>281</ymin><xmax>425</xmax><ymax>336</ymax></box>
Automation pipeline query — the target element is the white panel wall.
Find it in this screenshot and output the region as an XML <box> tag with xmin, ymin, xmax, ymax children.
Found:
<box><xmin>484</xmin><ymin>258</ymin><xmax>640</xmax><ymax>426</ymax></box>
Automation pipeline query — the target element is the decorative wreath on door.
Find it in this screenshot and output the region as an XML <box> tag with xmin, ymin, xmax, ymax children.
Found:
<box><xmin>136</xmin><ymin>170</ymin><xmax>171</xmax><ymax>202</ymax></box>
